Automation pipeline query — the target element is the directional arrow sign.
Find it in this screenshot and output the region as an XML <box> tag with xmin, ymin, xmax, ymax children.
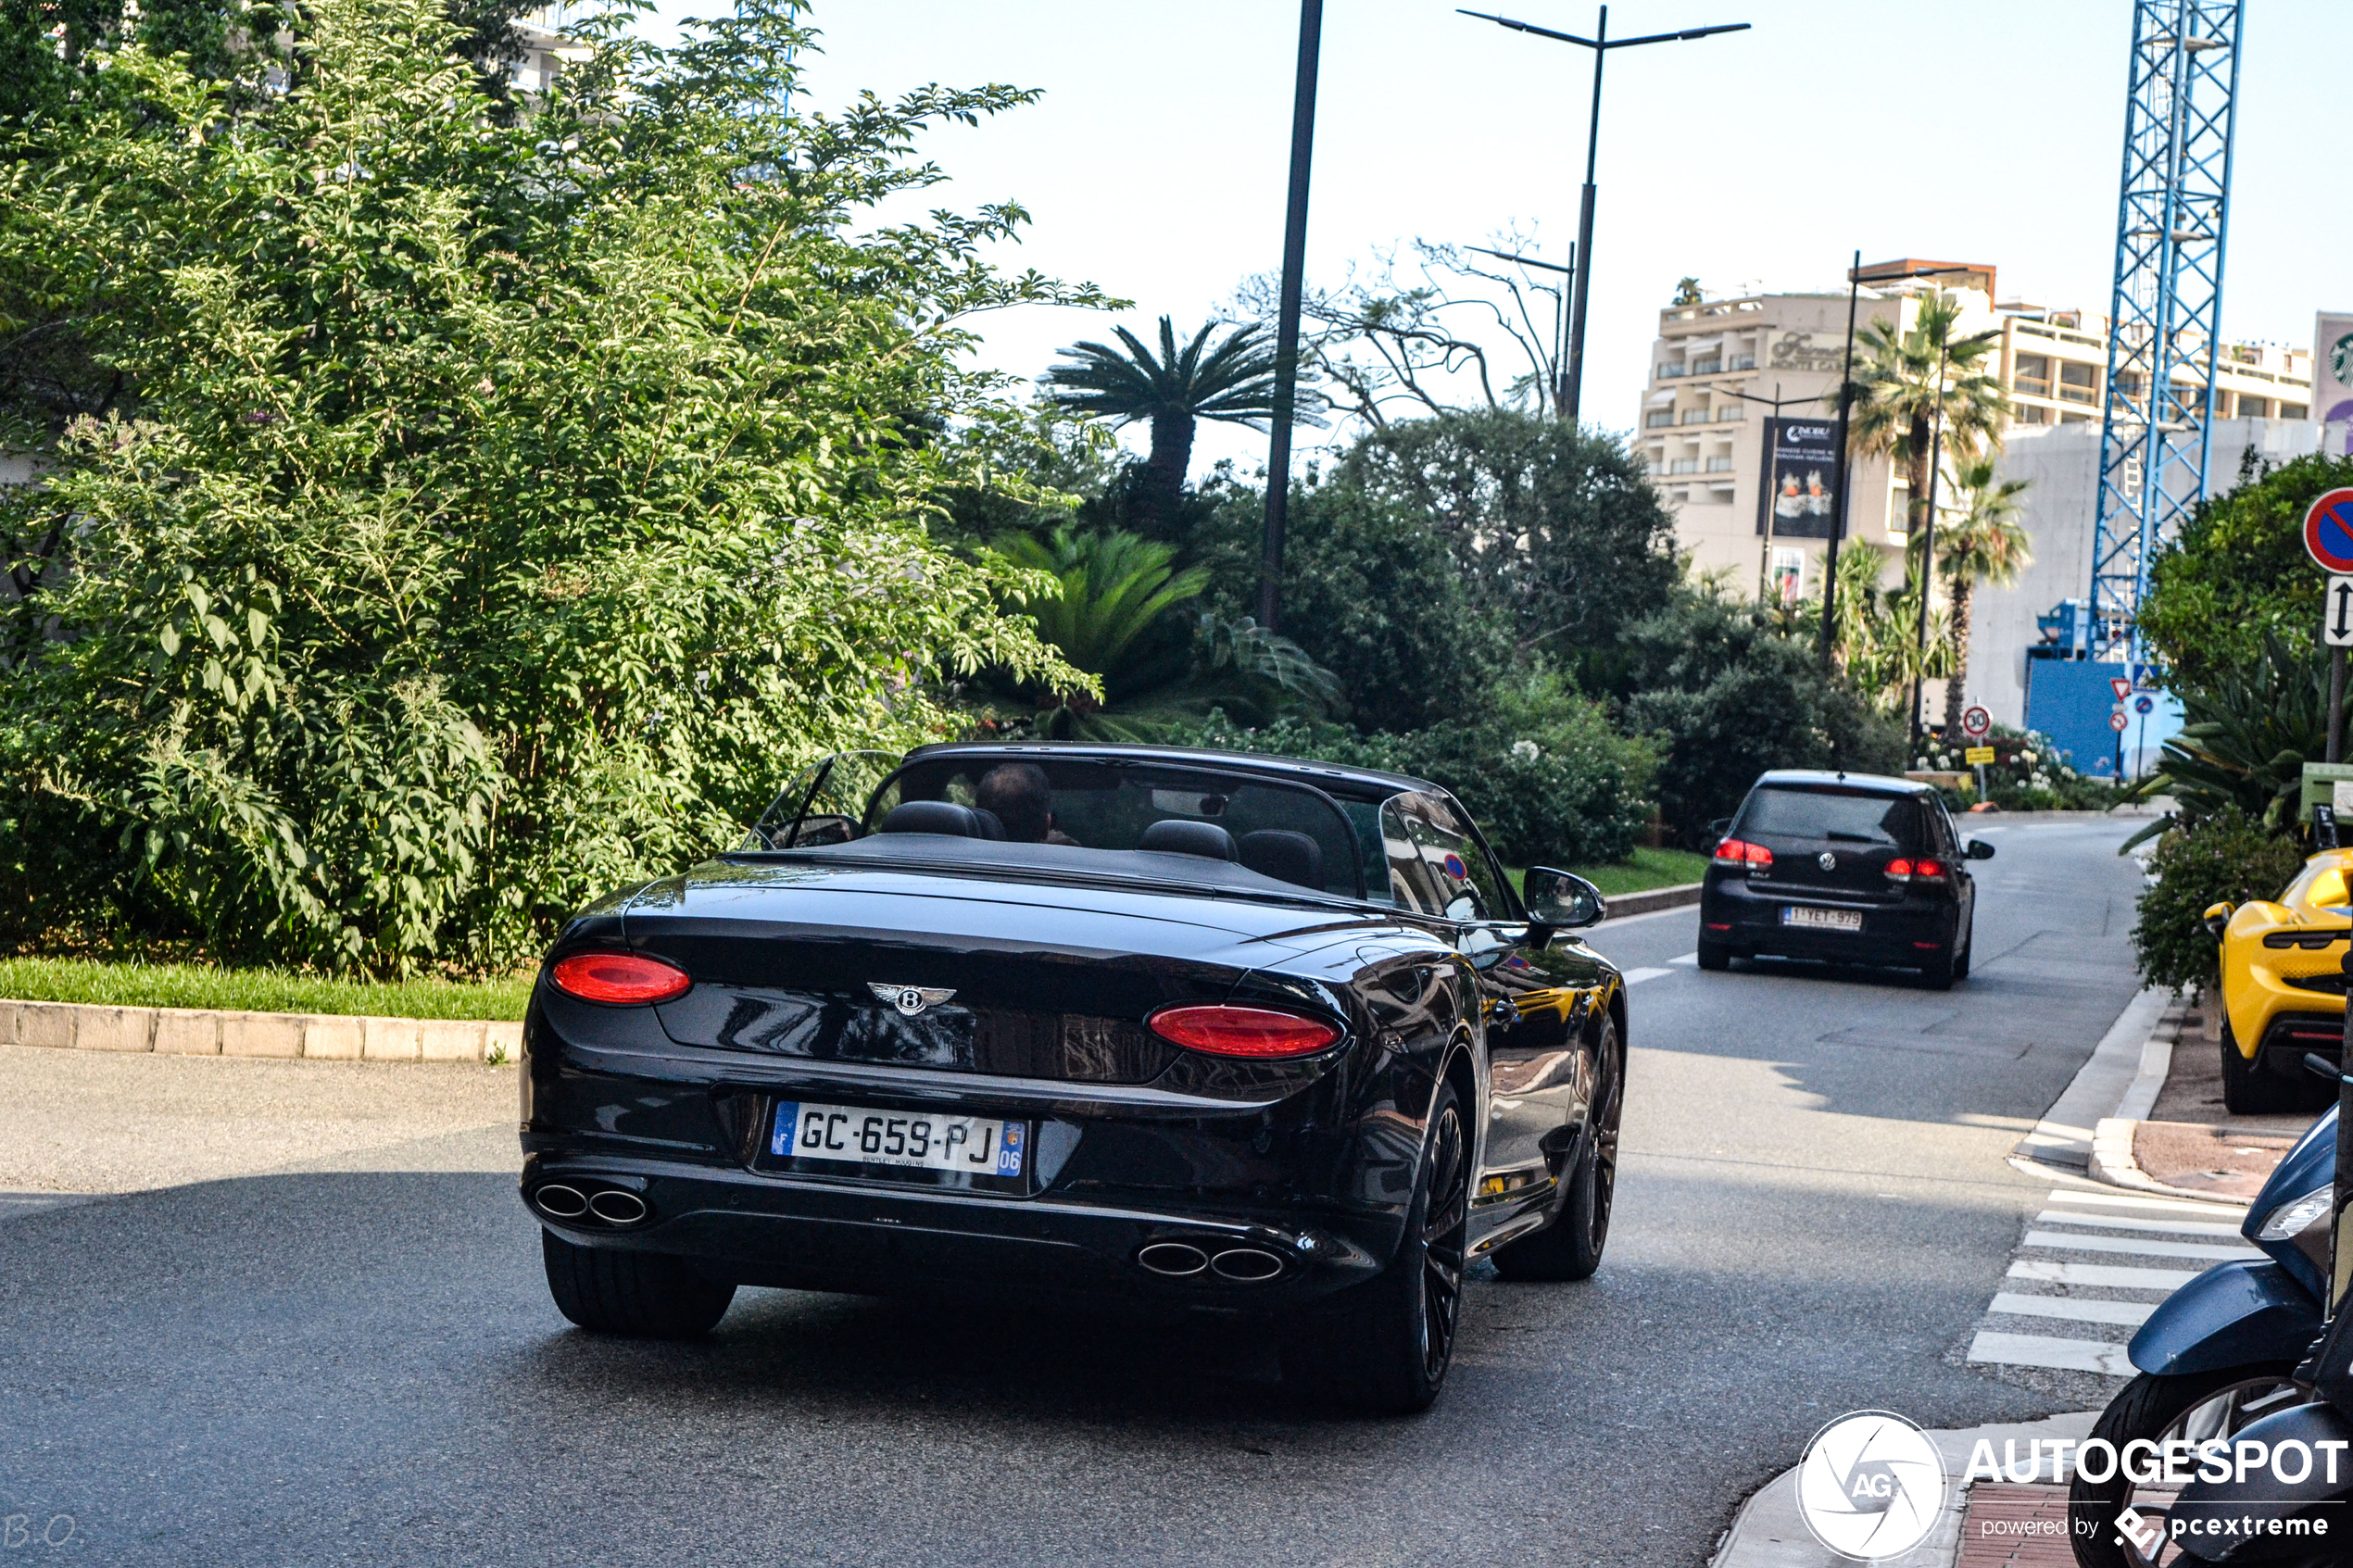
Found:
<box><xmin>2308</xmin><ymin>489</ymin><xmax>2353</xmax><ymax>574</ymax></box>
<box><xmin>2328</xmin><ymin>575</ymin><xmax>2353</xmax><ymax>647</ymax></box>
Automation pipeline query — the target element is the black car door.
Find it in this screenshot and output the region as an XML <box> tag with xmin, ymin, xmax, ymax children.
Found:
<box><xmin>1394</xmin><ymin>794</ymin><xmax>1597</xmax><ymax>1197</ymax></box>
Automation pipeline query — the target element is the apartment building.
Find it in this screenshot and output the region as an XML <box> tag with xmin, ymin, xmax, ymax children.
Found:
<box><xmin>1639</xmin><ymin>260</ymin><xmax>2313</xmax><ymax>601</ymax></box>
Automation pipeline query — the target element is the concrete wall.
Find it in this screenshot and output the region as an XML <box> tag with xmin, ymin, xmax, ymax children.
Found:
<box><xmin>1958</xmin><ymin>418</ymin><xmax>2322</xmax><ymax>732</ymax></box>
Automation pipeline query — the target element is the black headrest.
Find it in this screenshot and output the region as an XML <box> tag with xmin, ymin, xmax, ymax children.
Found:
<box><xmin>1139</xmin><ymin>819</ymin><xmax>1239</xmax><ymax>862</ymax></box>
<box><xmin>878</xmin><ymin>800</ymin><xmax>1003</xmax><ymax>839</ymax></box>
<box><xmin>1239</xmin><ymin>829</ymin><xmax>1323</xmax><ymax>889</ymax></box>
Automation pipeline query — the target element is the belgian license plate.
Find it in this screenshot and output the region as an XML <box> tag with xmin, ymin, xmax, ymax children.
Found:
<box><xmin>1782</xmin><ymin>905</ymin><xmax>1863</xmax><ymax>933</ymax></box>
<box><xmin>771</xmin><ymin>1100</ymin><xmax>1026</xmax><ymax>1178</ymax></box>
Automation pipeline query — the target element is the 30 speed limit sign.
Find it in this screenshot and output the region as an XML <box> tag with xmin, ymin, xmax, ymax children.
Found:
<box><xmin>1959</xmin><ymin>706</ymin><xmax>1991</xmax><ymax>739</ymax></box>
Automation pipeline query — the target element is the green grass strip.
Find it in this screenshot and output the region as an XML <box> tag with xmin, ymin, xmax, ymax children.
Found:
<box><xmin>0</xmin><ymin>958</ymin><xmax>532</xmax><ymax>1022</ymax></box>
<box><xmin>1563</xmin><ymin>847</ymin><xmax>1710</xmax><ymax>897</ymax></box>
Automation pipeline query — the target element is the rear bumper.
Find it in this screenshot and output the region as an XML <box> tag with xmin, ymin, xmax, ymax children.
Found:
<box><xmin>1700</xmin><ymin>873</ymin><xmax>1957</xmax><ymax>964</ymax></box>
<box><xmin>519</xmin><ymin>999</ymin><xmax>1413</xmax><ymax>1308</ymax></box>
<box><xmin>521</xmin><ymin>1152</ymin><xmax>1389</xmax><ymax>1305</ymax></box>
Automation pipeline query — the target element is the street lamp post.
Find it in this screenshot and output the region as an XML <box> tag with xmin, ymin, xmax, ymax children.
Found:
<box><xmin>1821</xmin><ymin>249</ymin><xmax>1861</xmax><ymax>673</ymax></box>
<box><xmin>1257</xmin><ymin>0</ymin><xmax>1325</xmax><ymax>635</ymax></box>
<box><xmin>1466</xmin><ymin>243</ymin><xmax>1576</xmax><ymax>417</ymax></box>
<box><xmin>1458</xmin><ymin>6</ymin><xmax>1748</xmax><ymax>425</ymax></box>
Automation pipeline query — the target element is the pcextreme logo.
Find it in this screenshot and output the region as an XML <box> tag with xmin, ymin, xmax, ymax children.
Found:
<box><xmin>1794</xmin><ymin>1411</ymin><xmax>1947</xmax><ymax>1561</ymax></box>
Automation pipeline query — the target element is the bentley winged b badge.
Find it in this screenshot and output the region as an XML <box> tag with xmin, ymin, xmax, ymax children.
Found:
<box><xmin>870</xmin><ymin>982</ymin><xmax>957</xmax><ymax>1018</ymax></box>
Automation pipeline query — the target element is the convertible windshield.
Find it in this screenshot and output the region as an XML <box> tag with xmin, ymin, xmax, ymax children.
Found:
<box><xmin>852</xmin><ymin>755</ymin><xmax>1365</xmax><ymax>898</ymax></box>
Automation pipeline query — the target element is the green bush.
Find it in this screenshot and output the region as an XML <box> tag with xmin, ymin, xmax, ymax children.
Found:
<box><xmin>1619</xmin><ymin>592</ymin><xmax>1906</xmax><ymax>844</ymax></box>
<box><xmin>2130</xmin><ymin>809</ymin><xmax>2307</xmax><ymax>991</ymax></box>
<box><xmin>1188</xmin><ymin>471</ymin><xmax>1513</xmax><ymax>734</ymax></box>
<box><xmin>1175</xmin><ymin>671</ymin><xmax>1656</xmax><ymax>868</ymax></box>
<box><xmin>1919</xmin><ymin>722</ymin><xmax>2120</xmax><ymax>810</ymax></box>
<box><xmin>0</xmin><ymin>0</ymin><xmax>1093</xmax><ymax>972</ymax></box>
<box><xmin>2139</xmin><ymin>452</ymin><xmax>2353</xmax><ymax>690</ymax></box>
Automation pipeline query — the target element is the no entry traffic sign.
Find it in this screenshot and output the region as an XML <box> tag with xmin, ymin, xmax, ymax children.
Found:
<box><xmin>1960</xmin><ymin>706</ymin><xmax>1991</xmax><ymax>739</ymax></box>
<box><xmin>2306</xmin><ymin>488</ymin><xmax>2353</xmax><ymax>574</ymax></box>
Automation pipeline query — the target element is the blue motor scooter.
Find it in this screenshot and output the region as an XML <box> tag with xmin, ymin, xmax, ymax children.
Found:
<box><xmin>2066</xmin><ymin>1104</ymin><xmax>2335</xmax><ymax>1565</ymax></box>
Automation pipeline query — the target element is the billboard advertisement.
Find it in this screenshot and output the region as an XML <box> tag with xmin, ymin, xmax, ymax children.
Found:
<box><xmin>2316</xmin><ymin>312</ymin><xmax>2353</xmax><ymax>454</ymax></box>
<box><xmin>1755</xmin><ymin>417</ymin><xmax>1843</xmax><ymax>540</ymax></box>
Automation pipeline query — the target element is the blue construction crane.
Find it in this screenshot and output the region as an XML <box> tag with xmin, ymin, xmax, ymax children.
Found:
<box><xmin>2022</xmin><ymin>0</ymin><xmax>2238</xmax><ymax>775</ymax></box>
<box><xmin>2088</xmin><ymin>0</ymin><xmax>2244</xmax><ymax>660</ymax></box>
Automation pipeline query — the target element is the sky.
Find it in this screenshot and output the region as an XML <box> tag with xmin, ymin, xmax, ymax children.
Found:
<box><xmin>643</xmin><ymin>0</ymin><xmax>2352</xmax><ymax>478</ymax></box>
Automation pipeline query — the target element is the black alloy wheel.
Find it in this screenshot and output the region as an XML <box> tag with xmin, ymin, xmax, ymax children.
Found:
<box><xmin>1279</xmin><ymin>1081</ymin><xmax>1470</xmax><ymax>1415</ymax></box>
<box><xmin>1493</xmin><ymin>1016</ymin><xmax>1621</xmax><ymax>1283</ymax></box>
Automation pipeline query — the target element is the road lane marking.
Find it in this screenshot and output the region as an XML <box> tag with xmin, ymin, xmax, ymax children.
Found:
<box><xmin>1986</xmin><ymin>1292</ymin><xmax>2157</xmax><ymax>1328</ymax></box>
<box><xmin>2007</xmin><ymin>1259</ymin><xmax>2200</xmax><ymax>1290</ymax></box>
<box><xmin>1968</xmin><ymin>1331</ymin><xmax>2134</xmax><ymax>1375</ymax></box>
<box><xmin>1668</xmin><ymin>953</ymin><xmax>1697</xmax><ymax>967</ymax></box>
<box><xmin>2044</xmin><ymin>1188</ymin><xmax>2249</xmax><ymax>1219</ymax></box>
<box><xmin>2033</xmin><ymin>1209</ymin><xmax>2249</xmax><ymax>1239</ymax></box>
<box><xmin>1621</xmin><ymin>967</ymin><xmax>1673</xmax><ymax>985</ymax></box>
<box><xmin>2021</xmin><ymin>1230</ymin><xmax>2257</xmax><ymax>1262</ymax></box>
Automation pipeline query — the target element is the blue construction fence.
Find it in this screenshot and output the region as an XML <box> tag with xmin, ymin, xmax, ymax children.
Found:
<box><xmin>2020</xmin><ymin>656</ymin><xmax>2183</xmax><ymax>780</ymax></box>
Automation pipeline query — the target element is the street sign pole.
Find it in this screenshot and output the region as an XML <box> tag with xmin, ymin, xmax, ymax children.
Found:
<box><xmin>2302</xmin><ymin>493</ymin><xmax>2353</xmax><ymax>763</ymax></box>
<box><xmin>2327</xmin><ymin>573</ymin><xmax>2353</xmax><ymax>763</ymax></box>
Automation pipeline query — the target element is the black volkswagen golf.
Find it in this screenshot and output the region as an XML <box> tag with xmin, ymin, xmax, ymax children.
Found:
<box><xmin>520</xmin><ymin>743</ymin><xmax>1629</xmax><ymax>1413</ymax></box>
<box><xmin>1696</xmin><ymin>769</ymin><xmax>1994</xmax><ymax>987</ymax></box>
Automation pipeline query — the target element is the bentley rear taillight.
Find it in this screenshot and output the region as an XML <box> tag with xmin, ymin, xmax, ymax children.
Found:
<box><xmin>1714</xmin><ymin>837</ymin><xmax>1772</xmax><ymax>870</ymax></box>
<box><xmin>1147</xmin><ymin>1004</ymin><xmax>1342</xmax><ymax>1060</ymax></box>
<box><xmin>550</xmin><ymin>950</ymin><xmax>693</xmax><ymax>1005</ymax></box>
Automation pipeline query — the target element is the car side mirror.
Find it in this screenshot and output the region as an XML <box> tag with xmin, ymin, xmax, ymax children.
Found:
<box><xmin>1965</xmin><ymin>838</ymin><xmax>1995</xmax><ymax>860</ymax></box>
<box><xmin>1523</xmin><ymin>867</ymin><xmax>1606</xmax><ymax>933</ymax></box>
<box><xmin>1708</xmin><ymin>818</ymin><xmax>1732</xmax><ymax>839</ymax></box>
<box><xmin>2202</xmin><ymin>901</ymin><xmax>2233</xmax><ymax>943</ymax></box>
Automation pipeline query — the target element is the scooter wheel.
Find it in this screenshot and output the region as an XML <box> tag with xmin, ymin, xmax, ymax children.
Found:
<box><xmin>2066</xmin><ymin>1362</ymin><xmax>2302</xmax><ymax>1568</ymax></box>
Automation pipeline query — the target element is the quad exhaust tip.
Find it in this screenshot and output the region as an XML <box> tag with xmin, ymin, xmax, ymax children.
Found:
<box><xmin>1134</xmin><ymin>1241</ymin><xmax>1289</xmax><ymax>1282</ymax></box>
<box><xmin>587</xmin><ymin>1189</ymin><xmax>648</xmax><ymax>1224</ymax></box>
<box><xmin>1136</xmin><ymin>1242</ymin><xmax>1209</xmax><ymax>1277</ymax></box>
<box><xmin>1210</xmin><ymin>1248</ymin><xmax>1285</xmax><ymax>1282</ymax></box>
<box><xmin>533</xmin><ymin>1183</ymin><xmax>588</xmax><ymax>1219</ymax></box>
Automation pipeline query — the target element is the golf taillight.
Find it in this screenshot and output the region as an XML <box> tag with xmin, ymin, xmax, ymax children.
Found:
<box><xmin>1147</xmin><ymin>1004</ymin><xmax>1342</xmax><ymax>1060</ymax></box>
<box><xmin>550</xmin><ymin>950</ymin><xmax>692</xmax><ymax>1005</ymax></box>
<box><xmin>1714</xmin><ymin>837</ymin><xmax>1771</xmax><ymax>869</ymax></box>
<box><xmin>1885</xmin><ymin>859</ymin><xmax>1945</xmax><ymax>882</ymax></box>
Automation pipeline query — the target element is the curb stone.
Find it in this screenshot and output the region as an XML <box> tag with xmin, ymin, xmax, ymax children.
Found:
<box><xmin>0</xmin><ymin>997</ymin><xmax>519</xmax><ymax>1063</ymax></box>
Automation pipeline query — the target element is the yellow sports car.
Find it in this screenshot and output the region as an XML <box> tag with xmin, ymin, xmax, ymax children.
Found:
<box><xmin>2207</xmin><ymin>849</ymin><xmax>2353</xmax><ymax>1113</ymax></box>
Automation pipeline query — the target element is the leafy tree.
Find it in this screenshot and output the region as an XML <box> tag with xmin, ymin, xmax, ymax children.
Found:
<box><xmin>0</xmin><ymin>0</ymin><xmax>1099</xmax><ymax>971</ymax></box>
<box><xmin>1040</xmin><ymin>317</ymin><xmax>1299</xmax><ymax>538</ymax></box>
<box><xmin>1934</xmin><ymin>460</ymin><xmax>2032</xmax><ymax>731</ymax></box>
<box><xmin>1620</xmin><ymin>592</ymin><xmax>1905</xmax><ymax>843</ymax></box>
<box><xmin>1671</xmin><ymin>278</ymin><xmax>1705</xmax><ymax>307</ymax></box>
<box><xmin>1845</xmin><ymin>293</ymin><xmax>2008</xmax><ymax>535</ymax></box>
<box><xmin>1327</xmin><ymin>408</ymin><xmax>1679</xmax><ymax>683</ymax></box>
<box><xmin>1188</xmin><ymin>471</ymin><xmax>1513</xmax><ymax>734</ymax></box>
<box><xmin>2138</xmin><ymin>452</ymin><xmax>2353</xmax><ymax>689</ymax></box>
<box><xmin>2122</xmin><ymin>633</ymin><xmax>2338</xmax><ymax>847</ymax></box>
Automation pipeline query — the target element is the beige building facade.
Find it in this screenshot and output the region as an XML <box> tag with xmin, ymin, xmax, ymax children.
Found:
<box><xmin>1639</xmin><ymin>261</ymin><xmax>2312</xmax><ymax>603</ymax></box>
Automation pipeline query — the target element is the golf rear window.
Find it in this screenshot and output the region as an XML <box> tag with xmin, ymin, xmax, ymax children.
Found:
<box><xmin>1737</xmin><ymin>788</ymin><xmax>1924</xmax><ymax>850</ymax></box>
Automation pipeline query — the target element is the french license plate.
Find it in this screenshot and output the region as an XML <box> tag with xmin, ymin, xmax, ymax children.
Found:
<box><xmin>770</xmin><ymin>1100</ymin><xmax>1026</xmax><ymax>1178</ymax></box>
<box><xmin>1781</xmin><ymin>905</ymin><xmax>1863</xmax><ymax>933</ymax></box>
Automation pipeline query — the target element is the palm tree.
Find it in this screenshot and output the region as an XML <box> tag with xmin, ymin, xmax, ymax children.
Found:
<box><xmin>1845</xmin><ymin>293</ymin><xmax>2009</xmax><ymax>537</ymax></box>
<box><xmin>1041</xmin><ymin>318</ymin><xmax>1307</xmax><ymax>534</ymax></box>
<box><xmin>992</xmin><ymin>526</ymin><xmax>1340</xmax><ymax>737</ymax></box>
<box><xmin>1934</xmin><ymin>460</ymin><xmax>2032</xmax><ymax>731</ymax></box>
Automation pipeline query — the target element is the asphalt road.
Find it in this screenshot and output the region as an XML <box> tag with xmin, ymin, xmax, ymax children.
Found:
<box><xmin>0</xmin><ymin>817</ymin><xmax>2149</xmax><ymax>1566</ymax></box>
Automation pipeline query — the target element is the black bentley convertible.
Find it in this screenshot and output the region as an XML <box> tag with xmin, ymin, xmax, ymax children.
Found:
<box><xmin>520</xmin><ymin>743</ymin><xmax>1628</xmax><ymax>1412</ymax></box>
